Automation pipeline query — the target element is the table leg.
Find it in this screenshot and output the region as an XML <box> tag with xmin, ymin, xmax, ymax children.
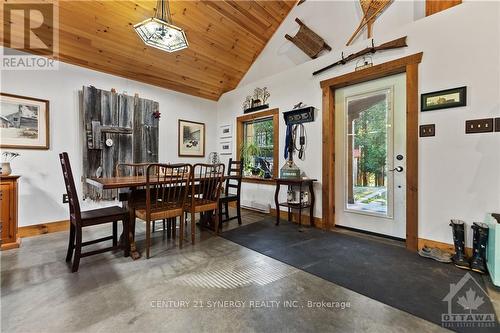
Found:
<box><xmin>309</xmin><ymin>182</ymin><xmax>315</xmax><ymax>227</ymax></box>
<box><xmin>123</xmin><ymin>188</ymin><xmax>140</xmax><ymax>260</ymax></box>
<box><xmin>274</xmin><ymin>182</ymin><xmax>280</xmax><ymax>225</ymax></box>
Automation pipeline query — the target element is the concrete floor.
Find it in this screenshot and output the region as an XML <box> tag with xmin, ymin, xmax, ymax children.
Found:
<box><xmin>1</xmin><ymin>211</ymin><xmax>451</xmax><ymax>332</ymax></box>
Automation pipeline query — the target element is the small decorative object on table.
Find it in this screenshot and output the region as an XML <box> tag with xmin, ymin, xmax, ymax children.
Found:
<box><xmin>208</xmin><ymin>152</ymin><xmax>220</xmax><ymax>164</ymax></box>
<box><xmin>1</xmin><ymin>151</ymin><xmax>20</xmax><ymax>176</ymax></box>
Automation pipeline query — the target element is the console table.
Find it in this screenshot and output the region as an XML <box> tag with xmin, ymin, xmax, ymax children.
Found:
<box><xmin>1</xmin><ymin>175</ymin><xmax>20</xmax><ymax>250</ymax></box>
<box><xmin>274</xmin><ymin>177</ymin><xmax>317</xmax><ymax>227</ymax></box>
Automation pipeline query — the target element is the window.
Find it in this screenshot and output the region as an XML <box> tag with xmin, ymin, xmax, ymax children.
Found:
<box><xmin>237</xmin><ymin>109</ymin><xmax>279</xmax><ymax>183</ymax></box>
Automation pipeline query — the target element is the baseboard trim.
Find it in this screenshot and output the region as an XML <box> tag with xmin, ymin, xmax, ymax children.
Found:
<box><xmin>19</xmin><ymin>220</ymin><xmax>69</xmax><ymax>238</ymax></box>
<box><xmin>418</xmin><ymin>237</ymin><xmax>472</xmax><ymax>257</ymax></box>
<box><xmin>335</xmin><ymin>225</ymin><xmax>406</xmax><ymax>242</ymax></box>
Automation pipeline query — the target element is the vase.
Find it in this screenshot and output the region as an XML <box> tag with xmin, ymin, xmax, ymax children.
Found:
<box><xmin>1</xmin><ymin>162</ymin><xmax>12</xmax><ymax>176</ymax></box>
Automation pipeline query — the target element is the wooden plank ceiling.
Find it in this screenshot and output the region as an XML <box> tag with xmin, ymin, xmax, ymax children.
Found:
<box><xmin>1</xmin><ymin>1</ymin><xmax>296</xmax><ymax>100</ymax></box>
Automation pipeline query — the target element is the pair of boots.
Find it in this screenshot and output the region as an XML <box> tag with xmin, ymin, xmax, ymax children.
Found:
<box><xmin>449</xmin><ymin>219</ymin><xmax>489</xmax><ymax>274</ymax></box>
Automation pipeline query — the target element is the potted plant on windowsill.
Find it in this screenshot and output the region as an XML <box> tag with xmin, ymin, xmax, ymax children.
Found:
<box><xmin>240</xmin><ymin>142</ymin><xmax>260</xmax><ymax>177</ymax></box>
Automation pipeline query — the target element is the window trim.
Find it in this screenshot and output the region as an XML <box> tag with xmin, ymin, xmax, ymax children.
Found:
<box><xmin>236</xmin><ymin>108</ymin><xmax>279</xmax><ymax>184</ymax></box>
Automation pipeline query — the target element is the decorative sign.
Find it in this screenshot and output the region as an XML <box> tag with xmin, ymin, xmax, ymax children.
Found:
<box><xmin>283</xmin><ymin>106</ymin><xmax>315</xmax><ymax>125</ymax></box>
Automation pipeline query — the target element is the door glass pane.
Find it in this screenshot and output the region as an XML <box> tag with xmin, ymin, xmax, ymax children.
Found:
<box><xmin>345</xmin><ymin>89</ymin><xmax>393</xmax><ymax>217</ymax></box>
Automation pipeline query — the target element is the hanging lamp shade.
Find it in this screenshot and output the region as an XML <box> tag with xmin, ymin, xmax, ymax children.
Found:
<box><xmin>133</xmin><ymin>0</ymin><xmax>188</xmax><ymax>53</ymax></box>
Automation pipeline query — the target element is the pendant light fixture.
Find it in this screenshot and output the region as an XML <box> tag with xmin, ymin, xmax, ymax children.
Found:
<box><xmin>133</xmin><ymin>0</ymin><xmax>188</xmax><ymax>53</ymax></box>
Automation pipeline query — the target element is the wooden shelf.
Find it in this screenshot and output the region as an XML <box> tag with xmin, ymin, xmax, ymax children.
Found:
<box><xmin>278</xmin><ymin>202</ymin><xmax>311</xmax><ymax>209</ymax></box>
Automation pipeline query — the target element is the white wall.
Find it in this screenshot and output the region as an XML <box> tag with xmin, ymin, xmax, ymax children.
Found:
<box><xmin>239</xmin><ymin>0</ymin><xmax>424</xmax><ymax>86</ymax></box>
<box><xmin>217</xmin><ymin>1</ymin><xmax>500</xmax><ymax>246</ymax></box>
<box><xmin>1</xmin><ymin>55</ymin><xmax>218</xmax><ymax>227</ymax></box>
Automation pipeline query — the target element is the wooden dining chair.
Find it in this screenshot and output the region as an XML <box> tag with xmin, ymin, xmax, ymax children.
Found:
<box><xmin>115</xmin><ymin>162</ymin><xmax>166</xmax><ymax>233</ymax></box>
<box><xmin>218</xmin><ymin>158</ymin><xmax>243</xmax><ymax>230</ymax></box>
<box><xmin>134</xmin><ymin>163</ymin><xmax>191</xmax><ymax>258</ymax></box>
<box><xmin>115</xmin><ymin>162</ymin><xmax>151</xmax><ymax>177</ymax></box>
<box><xmin>183</xmin><ymin>163</ymin><xmax>225</xmax><ymax>247</ymax></box>
<box><xmin>59</xmin><ymin>152</ymin><xmax>130</xmax><ymax>272</ymax></box>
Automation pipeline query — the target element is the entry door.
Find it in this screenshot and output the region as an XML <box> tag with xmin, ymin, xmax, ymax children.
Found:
<box><xmin>335</xmin><ymin>73</ymin><xmax>406</xmax><ymax>239</ymax></box>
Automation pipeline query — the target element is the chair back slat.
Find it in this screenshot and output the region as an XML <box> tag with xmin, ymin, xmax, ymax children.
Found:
<box><xmin>59</xmin><ymin>152</ymin><xmax>81</xmax><ymax>221</ymax></box>
<box><xmin>145</xmin><ymin>163</ymin><xmax>191</xmax><ymax>215</ymax></box>
<box><xmin>225</xmin><ymin>158</ymin><xmax>243</xmax><ymax>196</ymax></box>
<box><xmin>115</xmin><ymin>163</ymin><xmax>154</xmax><ymax>177</ymax></box>
<box><xmin>192</xmin><ymin>163</ymin><xmax>225</xmax><ymax>203</ymax></box>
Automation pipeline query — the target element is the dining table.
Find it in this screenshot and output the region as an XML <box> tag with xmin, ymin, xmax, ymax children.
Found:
<box><xmin>86</xmin><ymin>174</ymin><xmax>233</xmax><ymax>259</ymax></box>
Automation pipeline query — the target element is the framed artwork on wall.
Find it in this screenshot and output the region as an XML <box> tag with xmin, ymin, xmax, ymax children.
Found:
<box><xmin>219</xmin><ymin>124</ymin><xmax>232</xmax><ymax>138</ymax></box>
<box><xmin>421</xmin><ymin>86</ymin><xmax>466</xmax><ymax>112</ymax></box>
<box><xmin>0</xmin><ymin>93</ymin><xmax>50</xmax><ymax>149</ymax></box>
<box><xmin>178</xmin><ymin>119</ymin><xmax>205</xmax><ymax>157</ymax></box>
<box><xmin>219</xmin><ymin>140</ymin><xmax>232</xmax><ymax>155</ymax></box>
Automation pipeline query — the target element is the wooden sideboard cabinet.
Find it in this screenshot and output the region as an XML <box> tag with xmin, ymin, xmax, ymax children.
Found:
<box><xmin>1</xmin><ymin>175</ymin><xmax>21</xmax><ymax>250</ymax></box>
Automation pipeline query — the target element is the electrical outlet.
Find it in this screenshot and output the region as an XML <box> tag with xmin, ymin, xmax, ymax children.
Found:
<box><xmin>62</xmin><ymin>194</ymin><xmax>69</xmax><ymax>203</ymax></box>
<box><xmin>495</xmin><ymin>118</ymin><xmax>500</xmax><ymax>132</ymax></box>
<box><xmin>419</xmin><ymin>124</ymin><xmax>435</xmax><ymax>137</ymax></box>
<box><xmin>465</xmin><ymin>118</ymin><xmax>494</xmax><ymax>134</ymax></box>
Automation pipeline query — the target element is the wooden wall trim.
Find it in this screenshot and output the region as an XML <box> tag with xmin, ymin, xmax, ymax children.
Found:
<box><xmin>426</xmin><ymin>0</ymin><xmax>462</xmax><ymax>17</ymax></box>
<box><xmin>321</xmin><ymin>52</ymin><xmax>423</xmax><ymax>251</ymax></box>
<box><xmin>236</xmin><ymin>108</ymin><xmax>280</xmax><ymax>181</ymax></box>
<box><xmin>320</xmin><ymin>53</ymin><xmax>423</xmax><ymax>89</ymax></box>
<box><xmin>418</xmin><ymin>237</ymin><xmax>471</xmax><ymax>257</ymax></box>
<box><xmin>321</xmin><ymin>86</ymin><xmax>335</xmax><ymax>230</ymax></box>
<box><xmin>405</xmin><ymin>63</ymin><xmax>419</xmax><ymax>251</ymax></box>
<box><xmin>18</xmin><ymin>220</ymin><xmax>69</xmax><ymax>238</ymax></box>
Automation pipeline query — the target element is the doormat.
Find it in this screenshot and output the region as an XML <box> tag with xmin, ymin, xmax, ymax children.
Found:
<box><xmin>222</xmin><ymin>218</ymin><xmax>499</xmax><ymax>332</ymax></box>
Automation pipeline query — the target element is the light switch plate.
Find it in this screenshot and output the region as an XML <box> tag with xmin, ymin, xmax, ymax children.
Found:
<box><xmin>419</xmin><ymin>124</ymin><xmax>435</xmax><ymax>137</ymax></box>
<box><xmin>465</xmin><ymin>118</ymin><xmax>494</xmax><ymax>134</ymax></box>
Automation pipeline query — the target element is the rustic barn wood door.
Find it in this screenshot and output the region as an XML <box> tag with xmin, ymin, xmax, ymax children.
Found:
<box><xmin>81</xmin><ymin>86</ymin><xmax>159</xmax><ymax>200</ymax></box>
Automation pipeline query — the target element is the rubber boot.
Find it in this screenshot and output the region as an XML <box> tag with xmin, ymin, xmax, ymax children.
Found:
<box><xmin>470</xmin><ymin>222</ymin><xmax>489</xmax><ymax>274</ymax></box>
<box><xmin>449</xmin><ymin>220</ymin><xmax>470</xmax><ymax>270</ymax></box>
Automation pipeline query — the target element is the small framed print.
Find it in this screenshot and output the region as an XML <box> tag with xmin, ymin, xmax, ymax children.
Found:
<box><xmin>0</xmin><ymin>93</ymin><xmax>50</xmax><ymax>149</ymax></box>
<box><xmin>219</xmin><ymin>141</ymin><xmax>232</xmax><ymax>155</ymax></box>
<box><xmin>421</xmin><ymin>86</ymin><xmax>466</xmax><ymax>112</ymax></box>
<box><xmin>219</xmin><ymin>124</ymin><xmax>232</xmax><ymax>139</ymax></box>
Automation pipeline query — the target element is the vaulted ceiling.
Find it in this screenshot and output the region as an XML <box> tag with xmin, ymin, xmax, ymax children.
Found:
<box><xmin>1</xmin><ymin>1</ymin><xmax>296</xmax><ymax>100</ymax></box>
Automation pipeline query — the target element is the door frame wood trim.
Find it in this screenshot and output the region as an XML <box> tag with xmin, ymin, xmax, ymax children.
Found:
<box><xmin>320</xmin><ymin>52</ymin><xmax>423</xmax><ymax>251</ymax></box>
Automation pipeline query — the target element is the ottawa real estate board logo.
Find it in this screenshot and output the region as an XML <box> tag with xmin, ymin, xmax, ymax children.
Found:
<box><xmin>442</xmin><ymin>272</ymin><xmax>497</xmax><ymax>329</ymax></box>
<box><xmin>2</xmin><ymin>1</ymin><xmax>58</xmax><ymax>70</ymax></box>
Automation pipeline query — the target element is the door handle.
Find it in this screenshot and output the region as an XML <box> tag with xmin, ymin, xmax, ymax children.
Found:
<box><xmin>389</xmin><ymin>166</ymin><xmax>404</xmax><ymax>172</ymax></box>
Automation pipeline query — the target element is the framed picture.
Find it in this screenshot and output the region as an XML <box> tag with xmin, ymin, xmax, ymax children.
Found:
<box><xmin>178</xmin><ymin>119</ymin><xmax>205</xmax><ymax>157</ymax></box>
<box><xmin>0</xmin><ymin>93</ymin><xmax>50</xmax><ymax>149</ymax></box>
<box><xmin>219</xmin><ymin>124</ymin><xmax>232</xmax><ymax>138</ymax></box>
<box><xmin>421</xmin><ymin>86</ymin><xmax>466</xmax><ymax>112</ymax></box>
<box><xmin>219</xmin><ymin>140</ymin><xmax>232</xmax><ymax>155</ymax></box>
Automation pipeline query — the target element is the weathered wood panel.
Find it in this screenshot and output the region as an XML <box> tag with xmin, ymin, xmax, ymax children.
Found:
<box><xmin>81</xmin><ymin>86</ymin><xmax>159</xmax><ymax>200</ymax></box>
